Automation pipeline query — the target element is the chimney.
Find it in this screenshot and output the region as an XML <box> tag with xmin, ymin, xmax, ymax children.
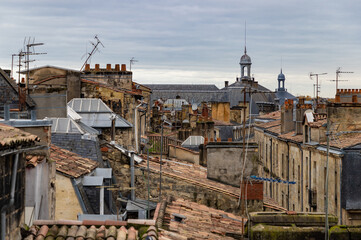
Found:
<box><xmin>115</xmin><ymin>64</ymin><xmax>120</xmax><ymax>71</ymax></box>
<box><xmin>85</xmin><ymin>64</ymin><xmax>90</xmax><ymax>71</ymax></box>
<box><xmin>95</xmin><ymin>64</ymin><xmax>100</xmax><ymax>71</ymax></box>
<box><xmin>106</xmin><ymin>64</ymin><xmax>111</xmax><ymax>71</ymax></box>
<box><xmin>335</xmin><ymin>94</ymin><xmax>340</xmax><ymax>103</ymax></box>
<box><xmin>121</xmin><ymin>64</ymin><xmax>126</xmax><ymax>72</ymax></box>
<box><xmin>225</xmin><ymin>81</ymin><xmax>229</xmax><ymax>88</ymax></box>
<box><xmin>352</xmin><ymin>95</ymin><xmax>358</xmax><ymax>103</ymax></box>
<box><xmin>281</xmin><ymin>99</ymin><xmax>295</xmax><ymax>134</ymax></box>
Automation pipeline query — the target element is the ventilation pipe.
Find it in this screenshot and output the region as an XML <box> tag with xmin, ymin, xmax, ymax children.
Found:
<box><xmin>1</xmin><ymin>153</ymin><xmax>19</xmax><ymax>240</ymax></box>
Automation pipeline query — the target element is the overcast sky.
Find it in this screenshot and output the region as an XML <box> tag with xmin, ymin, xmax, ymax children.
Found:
<box><xmin>1</xmin><ymin>0</ymin><xmax>361</xmax><ymax>97</ymax></box>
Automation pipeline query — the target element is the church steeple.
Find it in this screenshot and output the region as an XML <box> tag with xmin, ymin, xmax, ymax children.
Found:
<box><xmin>277</xmin><ymin>68</ymin><xmax>286</xmax><ymax>91</ymax></box>
<box><xmin>240</xmin><ymin>47</ymin><xmax>252</xmax><ymax>81</ymax></box>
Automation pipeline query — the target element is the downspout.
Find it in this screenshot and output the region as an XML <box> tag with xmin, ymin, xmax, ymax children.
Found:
<box><xmin>297</xmin><ymin>143</ymin><xmax>304</xmax><ymax>211</ymax></box>
<box><xmin>339</xmin><ymin>156</ymin><xmax>342</xmax><ymax>224</ymax></box>
<box><xmin>287</xmin><ymin>141</ymin><xmax>290</xmax><ymax>210</ymax></box>
<box><xmin>270</xmin><ymin>138</ymin><xmax>273</xmax><ymax>198</ymax></box>
<box><xmin>309</xmin><ymin>150</ymin><xmax>312</xmax><ymax>212</ymax></box>
<box><xmin>1</xmin><ymin>153</ymin><xmax>19</xmax><ymax>240</ymax></box>
<box><xmin>135</xmin><ymin>102</ymin><xmax>143</xmax><ymax>153</ymax></box>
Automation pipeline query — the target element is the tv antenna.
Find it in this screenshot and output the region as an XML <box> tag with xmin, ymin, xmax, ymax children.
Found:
<box><xmin>80</xmin><ymin>35</ymin><xmax>104</xmax><ymax>71</ymax></box>
<box><xmin>328</xmin><ymin>67</ymin><xmax>353</xmax><ymax>93</ymax></box>
<box><xmin>129</xmin><ymin>57</ymin><xmax>138</xmax><ymax>71</ymax></box>
<box><xmin>12</xmin><ymin>37</ymin><xmax>46</xmax><ymax>90</ymax></box>
<box><xmin>309</xmin><ymin>72</ymin><xmax>327</xmax><ymax>107</ymax></box>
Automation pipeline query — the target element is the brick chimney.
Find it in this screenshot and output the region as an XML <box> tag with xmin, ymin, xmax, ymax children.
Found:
<box><xmin>121</xmin><ymin>64</ymin><xmax>126</xmax><ymax>72</ymax></box>
<box><xmin>95</xmin><ymin>64</ymin><xmax>100</xmax><ymax>71</ymax></box>
<box><xmin>115</xmin><ymin>64</ymin><xmax>120</xmax><ymax>72</ymax></box>
<box><xmin>281</xmin><ymin>99</ymin><xmax>294</xmax><ymax>134</ymax></box>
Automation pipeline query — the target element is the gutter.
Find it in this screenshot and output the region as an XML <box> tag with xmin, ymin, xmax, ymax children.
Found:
<box><xmin>1</xmin><ymin>153</ymin><xmax>19</xmax><ymax>240</ymax></box>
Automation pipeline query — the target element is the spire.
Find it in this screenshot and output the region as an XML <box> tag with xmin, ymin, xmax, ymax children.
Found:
<box><xmin>244</xmin><ymin>46</ymin><xmax>247</xmax><ymax>54</ymax></box>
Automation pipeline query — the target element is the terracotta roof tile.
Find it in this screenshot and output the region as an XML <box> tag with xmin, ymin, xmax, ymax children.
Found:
<box><xmin>25</xmin><ymin>154</ymin><xmax>46</xmax><ymax>168</ymax></box>
<box><xmin>255</xmin><ymin>119</ymin><xmax>281</xmax><ymax>130</ymax></box>
<box><xmin>51</xmin><ymin>144</ymin><xmax>99</xmax><ymax>178</ymax></box>
<box><xmin>27</xmin><ymin>220</ymin><xmax>157</xmax><ymax>240</ymax></box>
<box><xmin>278</xmin><ymin>131</ymin><xmax>303</xmax><ymax>143</ymax></box>
<box><xmin>160</xmin><ymin>198</ymin><xmax>245</xmax><ymax>240</ymax></box>
<box><xmin>0</xmin><ymin>123</ymin><xmax>39</xmax><ymax>149</ymax></box>
<box><xmin>257</xmin><ymin>110</ymin><xmax>281</xmax><ymax>120</ymax></box>
<box><xmin>321</xmin><ymin>132</ymin><xmax>361</xmax><ymax>149</ymax></box>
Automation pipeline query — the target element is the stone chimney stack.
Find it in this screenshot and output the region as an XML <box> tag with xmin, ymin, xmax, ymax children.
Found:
<box><xmin>281</xmin><ymin>99</ymin><xmax>294</xmax><ymax>134</ymax></box>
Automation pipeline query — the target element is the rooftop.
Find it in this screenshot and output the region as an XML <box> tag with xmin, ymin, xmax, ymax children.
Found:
<box><xmin>51</xmin><ymin>144</ymin><xmax>99</xmax><ymax>178</ymax></box>
<box><xmin>0</xmin><ymin>123</ymin><xmax>39</xmax><ymax>150</ymax></box>
<box><xmin>159</xmin><ymin>198</ymin><xmax>245</xmax><ymax>240</ymax></box>
<box><xmin>257</xmin><ymin>110</ymin><xmax>281</xmax><ymax>120</ymax></box>
<box><xmin>26</xmin><ymin>220</ymin><xmax>157</xmax><ymax>240</ymax></box>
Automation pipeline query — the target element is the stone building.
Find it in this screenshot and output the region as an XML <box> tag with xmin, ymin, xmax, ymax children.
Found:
<box><xmin>254</xmin><ymin>93</ymin><xmax>361</xmax><ymax>225</ymax></box>
<box><xmin>0</xmin><ymin>123</ymin><xmax>40</xmax><ymax>240</ymax></box>
<box><xmin>0</xmin><ymin>68</ymin><xmax>35</xmax><ymax>118</ymax></box>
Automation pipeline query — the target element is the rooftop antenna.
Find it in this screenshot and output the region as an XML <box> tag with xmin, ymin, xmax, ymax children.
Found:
<box><xmin>309</xmin><ymin>72</ymin><xmax>327</xmax><ymax>107</ymax></box>
<box><xmin>129</xmin><ymin>57</ymin><xmax>138</xmax><ymax>71</ymax></box>
<box><xmin>80</xmin><ymin>35</ymin><xmax>105</xmax><ymax>71</ymax></box>
<box><xmin>20</xmin><ymin>37</ymin><xmax>46</xmax><ymax>91</ymax></box>
<box><xmin>328</xmin><ymin>67</ymin><xmax>353</xmax><ymax>93</ymax></box>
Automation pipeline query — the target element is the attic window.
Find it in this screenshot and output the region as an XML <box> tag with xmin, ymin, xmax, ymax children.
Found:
<box><xmin>172</xmin><ymin>213</ymin><xmax>186</xmax><ymax>223</ymax></box>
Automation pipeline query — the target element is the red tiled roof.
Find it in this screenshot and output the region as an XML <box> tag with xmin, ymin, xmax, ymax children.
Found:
<box><xmin>26</xmin><ymin>220</ymin><xmax>157</xmax><ymax>240</ymax></box>
<box><xmin>51</xmin><ymin>144</ymin><xmax>99</xmax><ymax>178</ymax></box>
<box><xmin>321</xmin><ymin>132</ymin><xmax>361</xmax><ymax>149</ymax></box>
<box><xmin>0</xmin><ymin>123</ymin><xmax>39</xmax><ymax>149</ymax></box>
<box><xmin>278</xmin><ymin>131</ymin><xmax>303</xmax><ymax>143</ymax></box>
<box><xmin>256</xmin><ymin>119</ymin><xmax>281</xmax><ymax>130</ymax></box>
<box><xmin>26</xmin><ymin>154</ymin><xmax>46</xmax><ymax>168</ymax></box>
<box><xmin>159</xmin><ymin>198</ymin><xmax>245</xmax><ymax>240</ymax></box>
<box><xmin>257</xmin><ymin>111</ymin><xmax>281</xmax><ymax>120</ymax></box>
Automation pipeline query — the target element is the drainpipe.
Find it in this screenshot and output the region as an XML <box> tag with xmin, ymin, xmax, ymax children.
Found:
<box><xmin>297</xmin><ymin>143</ymin><xmax>304</xmax><ymax>211</ymax></box>
<box><xmin>339</xmin><ymin>157</ymin><xmax>342</xmax><ymax>224</ymax></box>
<box><xmin>1</xmin><ymin>153</ymin><xmax>19</xmax><ymax>240</ymax></box>
<box><xmin>4</xmin><ymin>104</ymin><xmax>10</xmax><ymax>121</ymax></box>
<box><xmin>270</xmin><ymin>138</ymin><xmax>273</xmax><ymax>198</ymax></box>
<box><xmin>287</xmin><ymin>141</ymin><xmax>290</xmax><ymax>210</ymax></box>
<box><xmin>130</xmin><ymin>151</ymin><xmax>135</xmax><ymax>201</ymax></box>
<box><xmin>309</xmin><ymin>150</ymin><xmax>312</xmax><ymax>212</ymax></box>
<box><xmin>135</xmin><ymin>102</ymin><xmax>143</xmax><ymax>153</ymax></box>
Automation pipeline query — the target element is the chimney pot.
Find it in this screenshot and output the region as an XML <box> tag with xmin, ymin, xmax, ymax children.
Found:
<box><xmin>352</xmin><ymin>95</ymin><xmax>358</xmax><ymax>103</ymax></box>
<box><xmin>95</xmin><ymin>64</ymin><xmax>100</xmax><ymax>71</ymax></box>
<box><xmin>21</xmin><ymin>78</ymin><xmax>25</xmax><ymax>83</ymax></box>
<box><xmin>106</xmin><ymin>64</ymin><xmax>111</xmax><ymax>71</ymax></box>
<box><xmin>85</xmin><ymin>64</ymin><xmax>90</xmax><ymax>71</ymax></box>
<box><xmin>115</xmin><ymin>64</ymin><xmax>120</xmax><ymax>71</ymax></box>
<box><xmin>121</xmin><ymin>64</ymin><xmax>126</xmax><ymax>71</ymax></box>
<box><xmin>225</xmin><ymin>81</ymin><xmax>229</xmax><ymax>88</ymax></box>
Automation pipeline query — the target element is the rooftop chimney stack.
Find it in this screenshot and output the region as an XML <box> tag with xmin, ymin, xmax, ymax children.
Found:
<box><xmin>85</xmin><ymin>64</ymin><xmax>90</xmax><ymax>71</ymax></box>
<box><xmin>115</xmin><ymin>64</ymin><xmax>120</xmax><ymax>72</ymax></box>
<box><xmin>95</xmin><ymin>64</ymin><xmax>100</xmax><ymax>71</ymax></box>
<box><xmin>121</xmin><ymin>64</ymin><xmax>126</xmax><ymax>72</ymax></box>
<box><xmin>106</xmin><ymin>64</ymin><xmax>111</xmax><ymax>71</ymax></box>
<box><xmin>225</xmin><ymin>81</ymin><xmax>229</xmax><ymax>88</ymax></box>
<box><xmin>281</xmin><ymin>99</ymin><xmax>295</xmax><ymax>134</ymax></box>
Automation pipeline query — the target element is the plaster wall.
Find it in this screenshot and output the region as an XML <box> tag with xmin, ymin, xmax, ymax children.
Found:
<box><xmin>55</xmin><ymin>173</ymin><xmax>83</xmax><ymax>220</ymax></box>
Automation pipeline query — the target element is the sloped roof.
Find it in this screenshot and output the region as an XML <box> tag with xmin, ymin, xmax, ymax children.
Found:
<box><xmin>68</xmin><ymin>98</ymin><xmax>132</xmax><ymax>128</ymax></box>
<box><xmin>19</xmin><ymin>65</ymin><xmax>80</xmax><ymax>73</ymax></box>
<box><xmin>257</xmin><ymin>110</ymin><xmax>281</xmax><ymax>120</ymax></box>
<box><xmin>51</xmin><ymin>144</ymin><xmax>98</xmax><ymax>178</ymax></box>
<box><xmin>161</xmin><ymin>198</ymin><xmax>245</xmax><ymax>239</ymax></box>
<box><xmin>49</xmin><ymin>118</ymin><xmax>99</xmax><ymax>135</ymax></box>
<box><xmin>145</xmin><ymin>84</ymin><xmax>219</xmax><ymax>91</ymax></box>
<box><xmin>28</xmin><ymin>220</ymin><xmax>157</xmax><ymax>240</ymax></box>
<box><xmin>68</xmin><ymin>98</ymin><xmax>112</xmax><ymax>113</ymax></box>
<box><xmin>0</xmin><ymin>68</ymin><xmax>36</xmax><ymax>107</ymax></box>
<box><xmin>0</xmin><ymin>123</ymin><xmax>39</xmax><ymax>149</ymax></box>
